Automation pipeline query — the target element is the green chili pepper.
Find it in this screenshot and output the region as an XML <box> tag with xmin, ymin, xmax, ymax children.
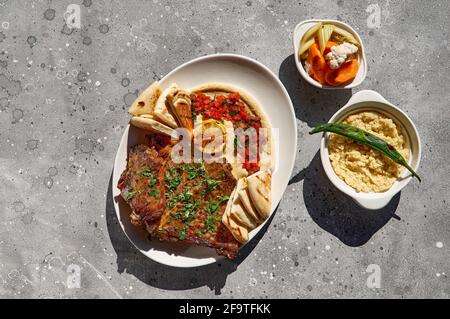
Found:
<box><xmin>310</xmin><ymin>123</ymin><xmax>421</xmax><ymax>182</ymax></box>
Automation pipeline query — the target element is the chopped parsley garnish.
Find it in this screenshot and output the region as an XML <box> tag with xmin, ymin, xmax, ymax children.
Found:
<box><xmin>174</xmin><ymin>202</ymin><xmax>198</xmax><ymax>223</ymax></box>
<box><xmin>195</xmin><ymin>230</ymin><xmax>203</xmax><ymax>238</ymax></box>
<box><xmin>126</xmin><ymin>188</ymin><xmax>137</xmax><ymax>200</ymax></box>
<box><xmin>205</xmin><ymin>195</ymin><xmax>230</xmax><ymax>214</ymax></box>
<box><xmin>178</xmin><ymin>228</ymin><xmax>187</xmax><ymax>240</ymax></box>
<box><xmin>180</xmin><ymin>190</ymin><xmax>193</xmax><ymax>201</ymax></box>
<box><xmin>183</xmin><ymin>165</ymin><xmax>199</xmax><ymax>180</ymax></box>
<box><xmin>169</xmin><ymin>189</ymin><xmax>193</xmax><ymax>208</ymax></box>
<box><xmin>165</xmin><ymin>167</ymin><xmax>181</xmax><ymax>191</ymax></box>
<box><xmin>141</xmin><ymin>168</ymin><xmax>157</xmax><ymax>188</ymax></box>
<box><xmin>201</xmin><ymin>175</ymin><xmax>220</xmax><ymax>196</ymax></box>
<box><xmin>218</xmin><ymin>195</ymin><xmax>230</xmax><ymax>203</ymax></box>
<box><xmin>148</xmin><ymin>188</ymin><xmax>160</xmax><ymax>199</ymax></box>
<box><xmin>199</xmin><ymin>163</ymin><xmax>206</xmax><ymax>176</ymax></box>
<box><xmin>182</xmin><ymin>163</ymin><xmax>206</xmax><ymax>180</ymax></box>
<box><xmin>205</xmin><ymin>177</ymin><xmax>220</xmax><ymax>192</ymax></box>
<box><xmin>140</xmin><ymin>168</ymin><xmax>153</xmax><ymax>177</ymax></box>
<box><xmin>204</xmin><ymin>216</ymin><xmax>216</xmax><ymax>233</ymax></box>
<box><xmin>187</xmin><ymin>170</ymin><xmax>197</xmax><ymax>180</ymax></box>
<box><xmin>205</xmin><ymin>200</ymin><xmax>220</xmax><ymax>214</ymax></box>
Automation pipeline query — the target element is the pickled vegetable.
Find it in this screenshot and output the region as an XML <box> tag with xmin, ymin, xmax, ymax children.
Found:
<box><xmin>332</xmin><ymin>25</ymin><xmax>360</xmax><ymax>46</ymax></box>
<box><xmin>318</xmin><ymin>24</ymin><xmax>334</xmax><ymax>54</ymax></box>
<box><xmin>300</xmin><ymin>22</ymin><xmax>322</xmax><ymax>47</ymax></box>
<box><xmin>299</xmin><ymin>37</ymin><xmax>316</xmax><ymax>57</ymax></box>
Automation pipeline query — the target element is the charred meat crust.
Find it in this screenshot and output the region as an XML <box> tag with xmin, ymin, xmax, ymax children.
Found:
<box><xmin>117</xmin><ymin>144</ymin><xmax>166</xmax><ymax>225</ymax></box>
<box><xmin>118</xmin><ymin>142</ymin><xmax>240</xmax><ymax>259</ymax></box>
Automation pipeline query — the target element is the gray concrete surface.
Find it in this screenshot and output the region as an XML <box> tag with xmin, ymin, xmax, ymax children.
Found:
<box><xmin>0</xmin><ymin>0</ymin><xmax>449</xmax><ymax>299</ymax></box>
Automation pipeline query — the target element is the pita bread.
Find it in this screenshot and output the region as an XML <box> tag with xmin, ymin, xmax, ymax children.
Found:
<box><xmin>128</xmin><ymin>81</ymin><xmax>161</xmax><ymax>116</ymax></box>
<box><xmin>166</xmin><ymin>88</ymin><xmax>193</xmax><ymax>132</ymax></box>
<box><xmin>222</xmin><ymin>212</ymin><xmax>249</xmax><ymax>243</ymax></box>
<box><xmin>222</xmin><ymin>186</ymin><xmax>248</xmax><ymax>243</ymax></box>
<box><xmin>238</xmin><ymin>179</ymin><xmax>263</xmax><ymax>223</ymax></box>
<box><xmin>223</xmin><ymin>183</ymin><xmax>238</xmax><ymax>216</ymax></box>
<box><xmin>247</xmin><ymin>170</ymin><xmax>272</xmax><ymax>219</ymax></box>
<box><xmin>230</xmin><ymin>200</ymin><xmax>256</xmax><ymax>229</ymax></box>
<box><xmin>154</xmin><ymin>84</ymin><xmax>178</xmax><ymax>128</ymax></box>
<box><xmin>130</xmin><ymin>114</ymin><xmax>174</xmax><ymax>136</ymax></box>
<box><xmin>222</xmin><ymin>174</ymin><xmax>273</xmax><ymax>243</ymax></box>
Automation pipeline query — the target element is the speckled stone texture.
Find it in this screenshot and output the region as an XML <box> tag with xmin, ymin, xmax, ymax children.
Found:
<box><xmin>0</xmin><ymin>0</ymin><xmax>449</xmax><ymax>299</ymax></box>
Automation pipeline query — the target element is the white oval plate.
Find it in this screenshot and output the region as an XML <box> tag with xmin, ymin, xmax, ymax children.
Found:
<box><xmin>112</xmin><ymin>54</ymin><xmax>297</xmax><ymax>267</ymax></box>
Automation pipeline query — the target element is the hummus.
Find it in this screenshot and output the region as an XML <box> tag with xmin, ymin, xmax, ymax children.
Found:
<box><xmin>328</xmin><ymin>111</ymin><xmax>409</xmax><ymax>193</ymax></box>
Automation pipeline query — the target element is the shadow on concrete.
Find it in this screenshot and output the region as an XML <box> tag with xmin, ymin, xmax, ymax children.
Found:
<box><xmin>279</xmin><ymin>54</ymin><xmax>399</xmax><ymax>246</ymax></box>
<box><xmin>105</xmin><ymin>171</ymin><xmax>275</xmax><ymax>294</ymax></box>
<box><xmin>278</xmin><ymin>54</ymin><xmax>352</xmax><ymax>127</ymax></box>
<box><xmin>289</xmin><ymin>151</ymin><xmax>401</xmax><ymax>247</ymax></box>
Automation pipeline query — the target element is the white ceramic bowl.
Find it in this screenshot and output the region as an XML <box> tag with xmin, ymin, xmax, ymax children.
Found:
<box><xmin>319</xmin><ymin>90</ymin><xmax>421</xmax><ymax>210</ymax></box>
<box><xmin>112</xmin><ymin>54</ymin><xmax>297</xmax><ymax>267</ymax></box>
<box><xmin>293</xmin><ymin>19</ymin><xmax>367</xmax><ymax>89</ymax></box>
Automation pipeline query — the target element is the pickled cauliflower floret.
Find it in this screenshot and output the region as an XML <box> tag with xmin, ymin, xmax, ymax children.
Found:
<box><xmin>325</xmin><ymin>42</ymin><xmax>358</xmax><ymax>69</ymax></box>
<box><xmin>304</xmin><ymin>61</ymin><xmax>313</xmax><ymax>75</ymax></box>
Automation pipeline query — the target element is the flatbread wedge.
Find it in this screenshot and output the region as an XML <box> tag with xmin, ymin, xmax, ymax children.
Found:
<box><xmin>222</xmin><ymin>212</ymin><xmax>249</xmax><ymax>244</ymax></box>
<box><xmin>222</xmin><ymin>185</ymin><xmax>249</xmax><ymax>243</ymax></box>
<box><xmin>238</xmin><ymin>178</ymin><xmax>263</xmax><ymax>223</ymax></box>
<box><xmin>230</xmin><ymin>199</ymin><xmax>257</xmax><ymax>229</ymax></box>
<box><xmin>154</xmin><ymin>84</ymin><xmax>178</xmax><ymax>128</ymax></box>
<box><xmin>166</xmin><ymin>88</ymin><xmax>194</xmax><ymax>133</ymax></box>
<box><xmin>130</xmin><ymin>114</ymin><xmax>174</xmax><ymax>136</ymax></box>
<box><xmin>128</xmin><ymin>81</ymin><xmax>161</xmax><ymax>116</ymax></box>
<box><xmin>247</xmin><ymin>170</ymin><xmax>272</xmax><ymax>219</ymax></box>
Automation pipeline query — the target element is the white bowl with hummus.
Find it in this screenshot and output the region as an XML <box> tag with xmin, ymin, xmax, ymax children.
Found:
<box><xmin>319</xmin><ymin>90</ymin><xmax>421</xmax><ymax>210</ymax></box>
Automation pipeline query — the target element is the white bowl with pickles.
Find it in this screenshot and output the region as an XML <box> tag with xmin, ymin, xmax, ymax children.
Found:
<box><xmin>293</xmin><ymin>19</ymin><xmax>367</xmax><ymax>89</ymax></box>
<box><xmin>310</xmin><ymin>90</ymin><xmax>421</xmax><ymax>210</ymax></box>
